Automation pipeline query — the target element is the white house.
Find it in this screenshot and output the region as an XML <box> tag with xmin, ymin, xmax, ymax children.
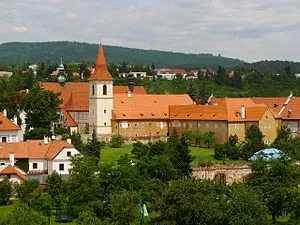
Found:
<box><xmin>0</xmin><ymin>110</ymin><xmax>22</xmax><ymax>143</ymax></box>
<box><xmin>0</xmin><ymin>165</ymin><xmax>28</xmax><ymax>184</ymax></box>
<box><xmin>0</xmin><ymin>139</ymin><xmax>80</xmax><ymax>176</ymax></box>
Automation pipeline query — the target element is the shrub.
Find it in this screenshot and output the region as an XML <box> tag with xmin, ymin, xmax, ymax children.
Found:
<box><xmin>0</xmin><ymin>177</ymin><xmax>12</xmax><ymax>205</ymax></box>
<box><xmin>110</xmin><ymin>135</ymin><xmax>124</xmax><ymax>148</ymax></box>
<box><xmin>54</xmin><ymin>127</ymin><xmax>70</xmax><ymax>135</ymax></box>
<box><xmin>215</xmin><ymin>144</ymin><xmax>228</xmax><ymax>160</ymax></box>
<box><xmin>23</xmin><ymin>128</ymin><xmax>52</xmax><ymax>141</ymax></box>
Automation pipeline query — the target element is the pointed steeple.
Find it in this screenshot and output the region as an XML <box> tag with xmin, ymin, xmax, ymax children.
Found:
<box><xmin>88</xmin><ymin>44</ymin><xmax>113</xmax><ymax>81</ymax></box>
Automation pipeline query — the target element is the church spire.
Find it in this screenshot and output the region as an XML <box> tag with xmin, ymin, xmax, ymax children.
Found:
<box><xmin>88</xmin><ymin>44</ymin><xmax>113</xmax><ymax>81</ymax></box>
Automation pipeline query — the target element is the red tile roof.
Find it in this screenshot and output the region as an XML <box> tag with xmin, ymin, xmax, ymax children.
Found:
<box><xmin>88</xmin><ymin>45</ymin><xmax>113</xmax><ymax>81</ymax></box>
<box><xmin>252</xmin><ymin>97</ymin><xmax>300</xmax><ymax>120</ymax></box>
<box><xmin>0</xmin><ymin>113</ymin><xmax>21</xmax><ymax>131</ymax></box>
<box><xmin>0</xmin><ymin>140</ymin><xmax>73</xmax><ymax>160</ymax></box>
<box><xmin>113</xmin><ymin>94</ymin><xmax>193</xmax><ymax>120</ymax></box>
<box><xmin>169</xmin><ymin>98</ymin><xmax>278</xmax><ymax>122</ymax></box>
<box><xmin>40</xmin><ymin>82</ymin><xmax>147</xmax><ymax>112</ymax></box>
<box><xmin>170</xmin><ymin>102</ymin><xmax>227</xmax><ymax>121</ymax></box>
<box><xmin>223</xmin><ymin>98</ymin><xmax>267</xmax><ymax>122</ymax></box>
<box><xmin>0</xmin><ymin>165</ymin><xmax>28</xmax><ymax>181</ymax></box>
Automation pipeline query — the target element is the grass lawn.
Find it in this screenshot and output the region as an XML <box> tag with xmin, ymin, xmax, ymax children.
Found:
<box><xmin>0</xmin><ymin>204</ymin><xmax>75</xmax><ymax>225</ymax></box>
<box><xmin>190</xmin><ymin>145</ymin><xmax>245</xmax><ymax>166</ymax></box>
<box><xmin>101</xmin><ymin>144</ymin><xmax>133</xmax><ymax>162</ymax></box>
<box><xmin>101</xmin><ymin>144</ymin><xmax>246</xmax><ymax>166</ymax></box>
<box><xmin>0</xmin><ymin>204</ymin><xmax>12</xmax><ymax>219</ymax></box>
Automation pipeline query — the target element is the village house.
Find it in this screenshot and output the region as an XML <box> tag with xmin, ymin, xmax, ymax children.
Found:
<box><xmin>0</xmin><ymin>165</ymin><xmax>28</xmax><ymax>184</ymax></box>
<box><xmin>0</xmin><ymin>139</ymin><xmax>79</xmax><ymax>177</ymax></box>
<box><xmin>154</xmin><ymin>68</ymin><xmax>187</xmax><ymax>80</ymax></box>
<box><xmin>0</xmin><ymin>110</ymin><xmax>22</xmax><ymax>143</ymax></box>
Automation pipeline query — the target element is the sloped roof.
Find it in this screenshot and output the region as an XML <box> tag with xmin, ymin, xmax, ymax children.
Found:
<box><xmin>222</xmin><ymin>98</ymin><xmax>267</xmax><ymax>122</ymax></box>
<box><xmin>113</xmin><ymin>94</ymin><xmax>193</xmax><ymax>120</ymax></box>
<box><xmin>244</xmin><ymin>107</ymin><xmax>268</xmax><ymax>121</ymax></box>
<box><xmin>40</xmin><ymin>82</ymin><xmax>147</xmax><ymax>112</ymax></box>
<box><xmin>170</xmin><ymin>98</ymin><xmax>278</xmax><ymax>122</ymax></box>
<box><xmin>88</xmin><ymin>45</ymin><xmax>113</xmax><ymax>81</ymax></box>
<box><xmin>169</xmin><ymin>102</ymin><xmax>227</xmax><ymax>121</ymax></box>
<box><xmin>0</xmin><ymin>165</ymin><xmax>28</xmax><ymax>181</ymax></box>
<box><xmin>0</xmin><ymin>113</ymin><xmax>21</xmax><ymax>131</ymax></box>
<box><xmin>252</xmin><ymin>97</ymin><xmax>300</xmax><ymax>120</ymax></box>
<box><xmin>0</xmin><ymin>140</ymin><xmax>73</xmax><ymax>160</ymax></box>
<box><xmin>61</xmin><ymin>109</ymin><xmax>77</xmax><ymax>127</ymax></box>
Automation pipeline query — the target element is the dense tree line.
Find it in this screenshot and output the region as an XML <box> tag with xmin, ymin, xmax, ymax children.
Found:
<box><xmin>0</xmin><ymin>131</ymin><xmax>299</xmax><ymax>224</ymax></box>
<box><xmin>0</xmin><ymin>41</ymin><xmax>243</xmax><ymax>68</ymax></box>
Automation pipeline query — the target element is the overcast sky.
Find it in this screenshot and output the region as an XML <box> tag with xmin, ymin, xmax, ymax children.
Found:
<box><xmin>1</xmin><ymin>0</ymin><xmax>300</xmax><ymax>62</ymax></box>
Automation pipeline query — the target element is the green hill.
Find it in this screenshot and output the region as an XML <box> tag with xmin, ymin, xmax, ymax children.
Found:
<box><xmin>243</xmin><ymin>60</ymin><xmax>300</xmax><ymax>74</ymax></box>
<box><xmin>0</xmin><ymin>41</ymin><xmax>244</xmax><ymax>68</ymax></box>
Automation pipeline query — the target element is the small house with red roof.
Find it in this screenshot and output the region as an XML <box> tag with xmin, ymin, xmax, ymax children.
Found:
<box><xmin>0</xmin><ymin>139</ymin><xmax>79</xmax><ymax>176</ymax></box>
<box><xmin>0</xmin><ymin>110</ymin><xmax>22</xmax><ymax>143</ymax></box>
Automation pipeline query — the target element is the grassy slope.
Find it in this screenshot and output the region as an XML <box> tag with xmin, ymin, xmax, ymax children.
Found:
<box><xmin>101</xmin><ymin>144</ymin><xmax>245</xmax><ymax>166</ymax></box>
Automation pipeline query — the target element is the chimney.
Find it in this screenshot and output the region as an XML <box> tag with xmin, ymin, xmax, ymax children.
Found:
<box><xmin>43</xmin><ymin>136</ymin><xmax>49</xmax><ymax>145</ymax></box>
<box><xmin>128</xmin><ymin>82</ymin><xmax>134</xmax><ymax>93</ymax></box>
<box><xmin>3</xmin><ymin>109</ymin><xmax>7</xmax><ymax>117</ymax></box>
<box><xmin>66</xmin><ymin>138</ymin><xmax>72</xmax><ymax>144</ymax></box>
<box><xmin>9</xmin><ymin>152</ymin><xmax>15</xmax><ymax>166</ymax></box>
<box><xmin>288</xmin><ymin>109</ymin><xmax>292</xmax><ymax>117</ymax></box>
<box><xmin>241</xmin><ymin>105</ymin><xmax>245</xmax><ymax>119</ymax></box>
<box><xmin>13</xmin><ymin>116</ymin><xmax>18</xmax><ymax>125</ymax></box>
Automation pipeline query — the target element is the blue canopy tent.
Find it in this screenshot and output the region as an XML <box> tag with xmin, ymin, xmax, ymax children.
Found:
<box><xmin>249</xmin><ymin>148</ymin><xmax>286</xmax><ymax>161</ymax></box>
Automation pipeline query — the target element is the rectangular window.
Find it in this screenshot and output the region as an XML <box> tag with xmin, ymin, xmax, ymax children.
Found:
<box><xmin>235</xmin><ymin>124</ymin><xmax>239</xmax><ymax>129</ymax></box>
<box><xmin>156</xmin><ymin>122</ymin><xmax>160</xmax><ymax>128</ymax></box>
<box><xmin>33</xmin><ymin>163</ymin><xmax>38</xmax><ymax>169</ymax></box>
<box><xmin>189</xmin><ymin>122</ymin><xmax>193</xmax><ymax>128</ymax></box>
<box><xmin>198</xmin><ymin>123</ymin><xmax>201</xmax><ymax>128</ymax></box>
<box><xmin>59</xmin><ymin>164</ymin><xmax>64</xmax><ymax>171</ymax></box>
<box><xmin>67</xmin><ymin>151</ymin><xmax>71</xmax><ymax>157</ymax></box>
<box><xmin>183</xmin><ymin>123</ymin><xmax>186</xmax><ymax>128</ymax></box>
<box><xmin>149</xmin><ymin>123</ymin><xmax>152</xmax><ymax>128</ymax></box>
<box><xmin>134</xmin><ymin>123</ymin><xmax>138</xmax><ymax>128</ymax></box>
<box><xmin>141</xmin><ymin>123</ymin><xmax>145</xmax><ymax>128</ymax></box>
<box><xmin>1</xmin><ymin>137</ymin><xmax>7</xmax><ymax>143</ymax></box>
<box><xmin>206</xmin><ymin>124</ymin><xmax>209</xmax><ymax>129</ymax></box>
<box><xmin>128</xmin><ymin>123</ymin><xmax>131</xmax><ymax>128</ymax></box>
<box><xmin>215</xmin><ymin>124</ymin><xmax>218</xmax><ymax>129</ymax></box>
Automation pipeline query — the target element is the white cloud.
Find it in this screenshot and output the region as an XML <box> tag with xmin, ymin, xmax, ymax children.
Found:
<box><xmin>1</xmin><ymin>0</ymin><xmax>300</xmax><ymax>62</ymax></box>
<box><xmin>12</xmin><ymin>26</ymin><xmax>28</xmax><ymax>33</ymax></box>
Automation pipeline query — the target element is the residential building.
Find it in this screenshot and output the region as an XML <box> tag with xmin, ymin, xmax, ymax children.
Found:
<box><xmin>0</xmin><ymin>139</ymin><xmax>79</xmax><ymax>176</ymax></box>
<box><xmin>119</xmin><ymin>71</ymin><xmax>148</xmax><ymax>79</ymax></box>
<box><xmin>0</xmin><ymin>71</ymin><xmax>13</xmax><ymax>78</ymax></box>
<box><xmin>0</xmin><ymin>165</ymin><xmax>28</xmax><ymax>184</ymax></box>
<box><xmin>0</xmin><ymin>110</ymin><xmax>22</xmax><ymax>143</ymax></box>
<box><xmin>154</xmin><ymin>68</ymin><xmax>187</xmax><ymax>80</ymax></box>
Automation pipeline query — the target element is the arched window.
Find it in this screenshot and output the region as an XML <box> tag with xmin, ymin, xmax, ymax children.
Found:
<box><xmin>92</xmin><ymin>85</ymin><xmax>95</xmax><ymax>95</ymax></box>
<box><xmin>103</xmin><ymin>85</ymin><xmax>107</xmax><ymax>95</ymax></box>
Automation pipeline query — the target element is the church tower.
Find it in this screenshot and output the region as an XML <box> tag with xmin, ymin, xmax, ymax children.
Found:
<box><xmin>88</xmin><ymin>44</ymin><xmax>113</xmax><ymax>136</ymax></box>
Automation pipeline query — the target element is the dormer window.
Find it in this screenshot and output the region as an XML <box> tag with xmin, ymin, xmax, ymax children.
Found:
<box><xmin>103</xmin><ymin>85</ymin><xmax>107</xmax><ymax>95</ymax></box>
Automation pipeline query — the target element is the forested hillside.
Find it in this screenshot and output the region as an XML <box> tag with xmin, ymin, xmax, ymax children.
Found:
<box><xmin>0</xmin><ymin>41</ymin><xmax>243</xmax><ymax>68</ymax></box>
<box><xmin>243</xmin><ymin>60</ymin><xmax>300</xmax><ymax>74</ymax></box>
